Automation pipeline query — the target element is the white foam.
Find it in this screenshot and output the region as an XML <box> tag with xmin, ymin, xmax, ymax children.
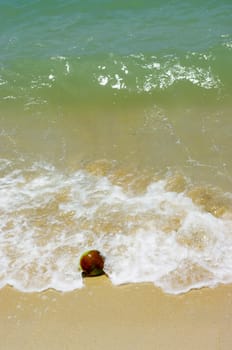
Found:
<box><xmin>95</xmin><ymin>54</ymin><xmax>221</xmax><ymax>93</ymax></box>
<box><xmin>0</xmin><ymin>160</ymin><xmax>232</xmax><ymax>294</ymax></box>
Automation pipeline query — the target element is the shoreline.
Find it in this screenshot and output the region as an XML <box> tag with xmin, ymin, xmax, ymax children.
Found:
<box><xmin>1</xmin><ymin>277</ymin><xmax>232</xmax><ymax>350</ymax></box>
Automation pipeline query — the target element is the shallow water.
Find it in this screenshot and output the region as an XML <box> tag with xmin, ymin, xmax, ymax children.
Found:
<box><xmin>0</xmin><ymin>0</ymin><xmax>232</xmax><ymax>294</ymax></box>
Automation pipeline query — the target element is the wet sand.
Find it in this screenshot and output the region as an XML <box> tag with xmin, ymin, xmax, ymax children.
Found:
<box><xmin>0</xmin><ymin>277</ymin><xmax>231</xmax><ymax>350</ymax></box>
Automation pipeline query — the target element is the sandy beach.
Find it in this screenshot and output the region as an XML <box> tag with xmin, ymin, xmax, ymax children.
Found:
<box><xmin>1</xmin><ymin>277</ymin><xmax>231</xmax><ymax>350</ymax></box>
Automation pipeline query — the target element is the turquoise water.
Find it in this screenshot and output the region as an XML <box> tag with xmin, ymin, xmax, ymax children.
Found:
<box><xmin>0</xmin><ymin>0</ymin><xmax>232</xmax><ymax>293</ymax></box>
<box><xmin>1</xmin><ymin>0</ymin><xmax>232</xmax><ymax>108</ymax></box>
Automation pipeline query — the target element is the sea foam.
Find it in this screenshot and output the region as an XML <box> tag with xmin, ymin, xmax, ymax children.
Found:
<box><xmin>0</xmin><ymin>159</ymin><xmax>231</xmax><ymax>294</ymax></box>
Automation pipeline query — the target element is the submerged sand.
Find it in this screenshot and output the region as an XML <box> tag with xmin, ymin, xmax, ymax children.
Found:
<box><xmin>0</xmin><ymin>278</ymin><xmax>231</xmax><ymax>350</ymax></box>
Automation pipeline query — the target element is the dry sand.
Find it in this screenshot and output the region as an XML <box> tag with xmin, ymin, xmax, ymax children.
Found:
<box><xmin>0</xmin><ymin>277</ymin><xmax>232</xmax><ymax>350</ymax></box>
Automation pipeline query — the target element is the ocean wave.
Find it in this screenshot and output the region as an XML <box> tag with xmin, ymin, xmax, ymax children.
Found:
<box><xmin>96</xmin><ymin>53</ymin><xmax>221</xmax><ymax>91</ymax></box>
<box><xmin>0</xmin><ymin>51</ymin><xmax>224</xmax><ymax>110</ymax></box>
<box><xmin>0</xmin><ymin>159</ymin><xmax>231</xmax><ymax>294</ymax></box>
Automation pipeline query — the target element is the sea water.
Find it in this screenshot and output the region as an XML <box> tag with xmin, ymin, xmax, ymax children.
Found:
<box><xmin>0</xmin><ymin>0</ymin><xmax>232</xmax><ymax>294</ymax></box>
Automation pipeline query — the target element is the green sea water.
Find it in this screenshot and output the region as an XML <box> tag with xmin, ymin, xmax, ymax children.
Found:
<box><xmin>0</xmin><ymin>1</ymin><xmax>232</xmax><ymax>293</ymax></box>
<box><xmin>1</xmin><ymin>1</ymin><xmax>232</xmax><ymax>180</ymax></box>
